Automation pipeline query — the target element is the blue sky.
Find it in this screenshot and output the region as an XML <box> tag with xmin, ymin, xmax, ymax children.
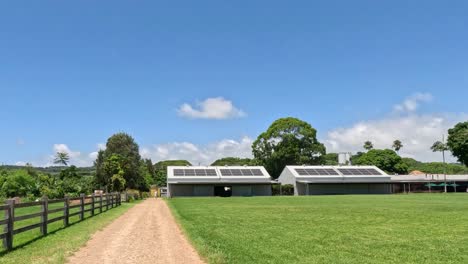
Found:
<box><xmin>1</xmin><ymin>1</ymin><xmax>467</xmax><ymax>166</ymax></box>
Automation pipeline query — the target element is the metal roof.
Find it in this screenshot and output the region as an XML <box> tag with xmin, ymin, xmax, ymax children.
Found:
<box><xmin>281</xmin><ymin>165</ymin><xmax>391</xmax><ymax>183</ymax></box>
<box><xmin>167</xmin><ymin>166</ymin><xmax>272</xmax><ymax>184</ymax></box>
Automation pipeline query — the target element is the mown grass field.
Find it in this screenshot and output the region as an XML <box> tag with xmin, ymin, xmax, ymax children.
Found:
<box><xmin>168</xmin><ymin>194</ymin><xmax>468</xmax><ymax>264</ymax></box>
<box><xmin>0</xmin><ymin>201</ymin><xmax>137</xmax><ymax>264</ymax></box>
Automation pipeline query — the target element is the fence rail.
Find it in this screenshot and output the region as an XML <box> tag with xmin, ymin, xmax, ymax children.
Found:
<box><xmin>1</xmin><ymin>192</ymin><xmax>121</xmax><ymax>251</ymax></box>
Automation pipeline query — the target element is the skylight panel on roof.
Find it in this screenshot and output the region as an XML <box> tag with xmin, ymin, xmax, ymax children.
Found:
<box><xmin>220</xmin><ymin>168</ymin><xmax>265</xmax><ymax>177</ymax></box>
<box><xmin>294</xmin><ymin>168</ymin><xmax>339</xmax><ymax>176</ymax></box>
<box><xmin>337</xmin><ymin>168</ymin><xmax>382</xmax><ymax>175</ymax></box>
<box><xmin>173</xmin><ymin>169</ymin><xmax>218</xmax><ymax>177</ymax></box>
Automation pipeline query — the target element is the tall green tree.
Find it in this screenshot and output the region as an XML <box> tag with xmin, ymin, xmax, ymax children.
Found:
<box><xmin>94</xmin><ymin>133</ymin><xmax>147</xmax><ymax>191</ymax></box>
<box><xmin>447</xmin><ymin>121</ymin><xmax>468</xmax><ymax>166</ymax></box>
<box><xmin>392</xmin><ymin>140</ymin><xmax>403</xmax><ymax>153</ymax></box>
<box><xmin>353</xmin><ymin>149</ymin><xmax>408</xmax><ymax>174</ymax></box>
<box><xmin>363</xmin><ymin>141</ymin><xmax>374</xmax><ymax>151</ymax></box>
<box><xmin>53</xmin><ymin>152</ymin><xmax>70</xmax><ymax>166</ymax></box>
<box><xmin>252</xmin><ymin>117</ymin><xmax>326</xmax><ymax>179</ymax></box>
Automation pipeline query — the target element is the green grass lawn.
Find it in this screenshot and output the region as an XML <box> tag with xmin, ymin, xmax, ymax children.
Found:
<box><xmin>0</xmin><ymin>201</ymin><xmax>137</xmax><ymax>264</ymax></box>
<box><xmin>168</xmin><ymin>194</ymin><xmax>468</xmax><ymax>264</ymax></box>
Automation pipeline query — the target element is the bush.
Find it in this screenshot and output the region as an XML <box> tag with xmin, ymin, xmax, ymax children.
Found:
<box><xmin>125</xmin><ymin>189</ymin><xmax>141</xmax><ymax>201</ymax></box>
<box><xmin>272</xmin><ymin>184</ymin><xmax>294</xmax><ymax>196</ymax></box>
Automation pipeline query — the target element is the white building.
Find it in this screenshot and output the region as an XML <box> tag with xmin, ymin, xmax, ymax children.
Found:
<box><xmin>278</xmin><ymin>165</ymin><xmax>392</xmax><ymax>195</ymax></box>
<box><xmin>167</xmin><ymin>166</ymin><xmax>273</xmax><ymax>197</ymax></box>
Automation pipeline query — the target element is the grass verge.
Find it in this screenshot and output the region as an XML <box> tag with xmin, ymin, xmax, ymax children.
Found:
<box><xmin>168</xmin><ymin>194</ymin><xmax>468</xmax><ymax>264</ymax></box>
<box><xmin>0</xmin><ymin>201</ymin><xmax>138</xmax><ymax>264</ymax></box>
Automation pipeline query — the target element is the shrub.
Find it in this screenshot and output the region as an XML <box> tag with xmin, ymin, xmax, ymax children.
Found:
<box><xmin>272</xmin><ymin>184</ymin><xmax>294</xmax><ymax>195</ymax></box>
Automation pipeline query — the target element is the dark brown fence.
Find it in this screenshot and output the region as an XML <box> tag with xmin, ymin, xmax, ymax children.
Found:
<box><xmin>1</xmin><ymin>192</ymin><xmax>121</xmax><ymax>251</ymax></box>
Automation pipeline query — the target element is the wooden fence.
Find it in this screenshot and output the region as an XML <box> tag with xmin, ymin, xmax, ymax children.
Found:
<box><xmin>1</xmin><ymin>192</ymin><xmax>121</xmax><ymax>251</ymax></box>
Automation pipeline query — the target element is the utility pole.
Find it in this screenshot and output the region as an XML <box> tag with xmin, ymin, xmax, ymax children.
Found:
<box><xmin>442</xmin><ymin>135</ymin><xmax>447</xmax><ymax>193</ymax></box>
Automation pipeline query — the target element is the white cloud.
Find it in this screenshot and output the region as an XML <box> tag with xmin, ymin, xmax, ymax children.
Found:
<box><xmin>324</xmin><ymin>93</ymin><xmax>468</xmax><ymax>162</ymax></box>
<box><xmin>140</xmin><ymin>136</ymin><xmax>254</xmax><ymax>165</ymax></box>
<box><xmin>88</xmin><ymin>143</ymin><xmax>106</xmax><ymax>161</ymax></box>
<box><xmin>178</xmin><ymin>97</ymin><xmax>246</xmax><ymax>120</ymax></box>
<box><xmin>41</xmin><ymin>143</ymin><xmax>105</xmax><ymax>167</ymax></box>
<box><xmin>393</xmin><ymin>92</ymin><xmax>433</xmax><ymax>112</ymax></box>
<box><xmin>16</xmin><ymin>138</ymin><xmax>25</xmax><ymax>146</ymax></box>
<box><xmin>324</xmin><ymin>113</ymin><xmax>468</xmax><ymax>162</ymax></box>
<box><xmin>15</xmin><ymin>161</ymin><xmax>27</xmax><ymax>166</ymax></box>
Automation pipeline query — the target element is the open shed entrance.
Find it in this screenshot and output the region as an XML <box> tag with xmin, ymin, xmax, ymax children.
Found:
<box><xmin>215</xmin><ymin>186</ymin><xmax>232</xmax><ymax>197</ymax></box>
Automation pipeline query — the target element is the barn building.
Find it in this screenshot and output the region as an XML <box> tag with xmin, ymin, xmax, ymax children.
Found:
<box><xmin>278</xmin><ymin>165</ymin><xmax>392</xmax><ymax>195</ymax></box>
<box><xmin>167</xmin><ymin>166</ymin><xmax>272</xmax><ymax>197</ymax></box>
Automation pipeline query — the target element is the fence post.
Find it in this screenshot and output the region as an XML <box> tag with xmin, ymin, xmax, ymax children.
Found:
<box><xmin>118</xmin><ymin>193</ymin><xmax>121</xmax><ymax>206</ymax></box>
<box><xmin>79</xmin><ymin>193</ymin><xmax>85</xmax><ymax>221</ymax></box>
<box><xmin>99</xmin><ymin>194</ymin><xmax>103</xmax><ymax>213</ymax></box>
<box><xmin>64</xmin><ymin>195</ymin><xmax>69</xmax><ymax>227</ymax></box>
<box><xmin>106</xmin><ymin>193</ymin><xmax>109</xmax><ymax>211</ymax></box>
<box><xmin>3</xmin><ymin>199</ymin><xmax>14</xmax><ymax>250</ymax></box>
<box><xmin>111</xmin><ymin>193</ymin><xmax>114</xmax><ymax>208</ymax></box>
<box><xmin>40</xmin><ymin>196</ymin><xmax>48</xmax><ymax>236</ymax></box>
<box><xmin>91</xmin><ymin>193</ymin><xmax>95</xmax><ymax>216</ymax></box>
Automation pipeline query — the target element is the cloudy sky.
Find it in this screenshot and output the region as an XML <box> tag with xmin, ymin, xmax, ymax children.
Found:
<box><xmin>1</xmin><ymin>1</ymin><xmax>467</xmax><ymax>166</ymax></box>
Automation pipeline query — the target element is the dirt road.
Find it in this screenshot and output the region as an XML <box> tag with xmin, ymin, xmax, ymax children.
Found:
<box><xmin>67</xmin><ymin>199</ymin><xmax>205</xmax><ymax>264</ymax></box>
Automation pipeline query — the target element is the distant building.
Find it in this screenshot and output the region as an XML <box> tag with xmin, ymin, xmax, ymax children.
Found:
<box><xmin>167</xmin><ymin>166</ymin><xmax>272</xmax><ymax>197</ymax></box>
<box><xmin>278</xmin><ymin>165</ymin><xmax>392</xmax><ymax>195</ymax></box>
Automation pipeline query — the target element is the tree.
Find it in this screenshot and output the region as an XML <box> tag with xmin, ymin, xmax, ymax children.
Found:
<box><xmin>431</xmin><ymin>141</ymin><xmax>448</xmax><ymax>153</ymax></box>
<box><xmin>431</xmin><ymin>140</ymin><xmax>449</xmax><ymax>192</ymax></box>
<box><xmin>447</xmin><ymin>121</ymin><xmax>468</xmax><ymax>166</ymax></box>
<box><xmin>401</xmin><ymin>157</ymin><xmax>468</xmax><ymax>174</ymax></box>
<box><xmin>94</xmin><ymin>133</ymin><xmax>147</xmax><ymax>191</ymax></box>
<box><xmin>353</xmin><ymin>149</ymin><xmax>408</xmax><ymax>174</ymax></box>
<box><xmin>94</xmin><ymin>150</ymin><xmax>106</xmax><ymax>189</ymax></box>
<box><xmin>392</xmin><ymin>140</ymin><xmax>403</xmax><ymax>153</ymax></box>
<box><xmin>0</xmin><ymin>170</ymin><xmax>36</xmax><ymax>198</ymax></box>
<box><xmin>363</xmin><ymin>141</ymin><xmax>374</xmax><ymax>151</ymax></box>
<box><xmin>59</xmin><ymin>165</ymin><xmax>94</xmax><ymax>196</ymax></box>
<box><xmin>54</xmin><ymin>152</ymin><xmax>70</xmax><ymax>166</ymax></box>
<box><xmin>211</xmin><ymin>157</ymin><xmax>258</xmax><ymax>166</ymax></box>
<box><xmin>321</xmin><ymin>153</ymin><xmax>339</xmax><ymax>165</ymax></box>
<box><xmin>252</xmin><ymin>117</ymin><xmax>326</xmax><ymax>179</ymax></box>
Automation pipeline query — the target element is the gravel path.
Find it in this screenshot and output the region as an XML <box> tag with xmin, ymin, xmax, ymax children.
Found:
<box><xmin>67</xmin><ymin>199</ymin><xmax>205</xmax><ymax>264</ymax></box>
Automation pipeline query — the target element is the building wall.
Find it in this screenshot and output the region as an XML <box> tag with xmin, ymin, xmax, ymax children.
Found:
<box><xmin>232</xmin><ymin>185</ymin><xmax>252</xmax><ymax>196</ymax></box>
<box><xmin>194</xmin><ymin>185</ymin><xmax>214</xmax><ymax>196</ymax></box>
<box><xmin>169</xmin><ymin>184</ymin><xmax>194</xmax><ymax>197</ymax></box>
<box><xmin>296</xmin><ymin>182</ymin><xmax>307</xmax><ymax>195</ymax></box>
<box><xmin>278</xmin><ymin>169</ymin><xmax>298</xmax><ymax>195</ymax></box>
<box><xmin>169</xmin><ymin>184</ymin><xmax>272</xmax><ymax>197</ymax></box>
<box><xmin>300</xmin><ymin>183</ymin><xmax>391</xmax><ymax>195</ymax></box>
<box><xmin>252</xmin><ymin>185</ymin><xmax>272</xmax><ymax>196</ymax></box>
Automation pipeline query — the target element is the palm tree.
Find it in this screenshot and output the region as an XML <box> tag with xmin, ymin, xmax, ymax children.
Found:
<box><xmin>392</xmin><ymin>140</ymin><xmax>403</xmax><ymax>153</ymax></box>
<box><xmin>363</xmin><ymin>141</ymin><xmax>373</xmax><ymax>151</ymax></box>
<box><xmin>431</xmin><ymin>139</ymin><xmax>449</xmax><ymax>193</ymax></box>
<box><xmin>54</xmin><ymin>152</ymin><xmax>70</xmax><ymax>166</ymax></box>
